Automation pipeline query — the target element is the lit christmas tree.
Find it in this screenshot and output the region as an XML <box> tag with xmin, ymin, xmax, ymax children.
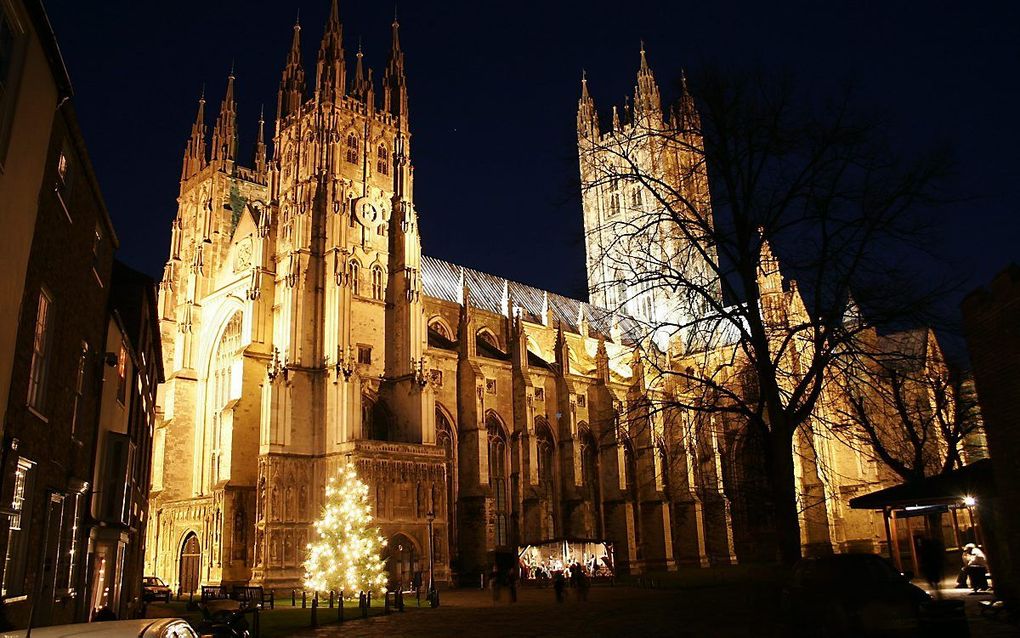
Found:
<box><xmin>304</xmin><ymin>463</ymin><xmax>388</xmax><ymax>595</ymax></box>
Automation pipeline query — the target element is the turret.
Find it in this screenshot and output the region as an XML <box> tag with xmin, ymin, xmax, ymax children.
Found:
<box><xmin>383</xmin><ymin>17</ymin><xmax>409</xmax><ymax>123</ymax></box>
<box><xmin>181</xmin><ymin>89</ymin><xmax>207</xmax><ymax>181</ymax></box>
<box><xmin>350</xmin><ymin>42</ymin><xmax>372</xmax><ymax>102</ymax></box>
<box><xmin>633</xmin><ymin>42</ymin><xmax>661</xmax><ymax>122</ymax></box>
<box><xmin>670</xmin><ymin>70</ymin><xmax>700</xmax><ymax>131</ymax></box>
<box><xmin>210</xmin><ymin>69</ymin><xmax>237</xmax><ymax>164</ymax></box>
<box><xmin>577</xmin><ymin>70</ymin><xmax>598</xmax><ymax>139</ymax></box>
<box><xmin>277</xmin><ymin>19</ymin><xmax>306</xmax><ymax>122</ymax></box>
<box><xmin>315</xmin><ymin>0</ymin><xmax>345</xmax><ymax>103</ymax></box>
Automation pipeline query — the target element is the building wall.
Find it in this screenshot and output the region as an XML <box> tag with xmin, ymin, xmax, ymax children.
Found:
<box><xmin>962</xmin><ymin>266</ymin><xmax>1020</xmax><ymax>605</ymax></box>
<box><xmin>0</xmin><ymin>102</ymin><xmax>116</xmax><ymax>627</ymax></box>
<box><xmin>0</xmin><ymin>0</ymin><xmax>60</xmax><ymax>459</ymax></box>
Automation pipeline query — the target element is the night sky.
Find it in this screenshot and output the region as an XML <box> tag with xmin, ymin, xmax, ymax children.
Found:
<box><xmin>45</xmin><ymin>1</ymin><xmax>1020</xmax><ymax>316</ymax></box>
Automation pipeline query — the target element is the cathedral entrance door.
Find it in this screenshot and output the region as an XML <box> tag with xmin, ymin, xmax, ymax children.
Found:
<box><xmin>384</xmin><ymin>534</ymin><xmax>417</xmax><ymax>590</ymax></box>
<box><xmin>179</xmin><ymin>533</ymin><xmax>201</xmax><ymax>594</ymax></box>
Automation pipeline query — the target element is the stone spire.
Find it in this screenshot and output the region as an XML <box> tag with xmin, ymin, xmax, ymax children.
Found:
<box><xmin>181</xmin><ymin>88</ymin><xmax>207</xmax><ymax>180</ymax></box>
<box><xmin>254</xmin><ymin>105</ymin><xmax>267</xmax><ymax>176</ymax></box>
<box><xmin>633</xmin><ymin>41</ymin><xmax>661</xmax><ymax>121</ymax></box>
<box><xmin>383</xmin><ymin>16</ymin><xmax>409</xmax><ymax>123</ymax></box>
<box><xmin>577</xmin><ymin>70</ymin><xmax>598</xmax><ymax>138</ymax></box>
<box><xmin>315</xmin><ymin>0</ymin><xmax>345</xmax><ymax>103</ymax></box>
<box><xmin>210</xmin><ymin>68</ymin><xmax>237</xmax><ymax>163</ymax></box>
<box><xmin>277</xmin><ymin>18</ymin><xmax>306</xmax><ymax>121</ymax></box>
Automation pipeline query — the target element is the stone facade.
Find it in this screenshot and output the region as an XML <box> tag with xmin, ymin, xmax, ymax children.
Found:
<box><xmin>147</xmin><ymin>1</ymin><xmax>904</xmax><ymax>591</ymax></box>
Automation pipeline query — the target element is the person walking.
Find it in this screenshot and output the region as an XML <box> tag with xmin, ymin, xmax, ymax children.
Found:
<box><xmin>553</xmin><ymin>571</ymin><xmax>566</xmax><ymax>603</ymax></box>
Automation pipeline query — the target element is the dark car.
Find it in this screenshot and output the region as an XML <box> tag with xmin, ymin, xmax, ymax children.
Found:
<box><xmin>782</xmin><ymin>553</ymin><xmax>931</xmax><ymax>637</ymax></box>
<box><xmin>143</xmin><ymin>576</ymin><xmax>173</xmax><ymax>603</ymax></box>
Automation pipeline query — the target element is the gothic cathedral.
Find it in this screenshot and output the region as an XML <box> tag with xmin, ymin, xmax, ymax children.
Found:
<box><xmin>146</xmin><ymin>1</ymin><xmax>894</xmax><ymax>590</ymax></box>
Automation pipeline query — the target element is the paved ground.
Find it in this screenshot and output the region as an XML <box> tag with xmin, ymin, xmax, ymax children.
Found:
<box><xmin>288</xmin><ymin>582</ymin><xmax>1019</xmax><ymax>638</ymax></box>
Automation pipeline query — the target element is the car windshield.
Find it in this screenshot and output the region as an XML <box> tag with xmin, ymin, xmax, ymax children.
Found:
<box><xmin>145</xmin><ymin>577</ymin><xmax>166</xmax><ymax>586</ymax></box>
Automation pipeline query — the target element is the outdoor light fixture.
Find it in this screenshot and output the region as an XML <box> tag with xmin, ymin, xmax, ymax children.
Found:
<box><xmin>964</xmin><ymin>496</ymin><xmax>977</xmax><ymax>507</ymax></box>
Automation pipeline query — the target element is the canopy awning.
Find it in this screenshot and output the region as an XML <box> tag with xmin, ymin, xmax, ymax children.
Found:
<box><xmin>849</xmin><ymin>459</ymin><xmax>996</xmax><ymax>510</ymax></box>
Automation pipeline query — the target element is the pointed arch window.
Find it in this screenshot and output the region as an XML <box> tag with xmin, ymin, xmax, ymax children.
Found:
<box><xmin>350</xmin><ymin>260</ymin><xmax>361</xmax><ymax>296</ymax></box>
<box><xmin>345</xmin><ymin>133</ymin><xmax>359</xmax><ymax>164</ymax></box>
<box><xmin>371</xmin><ymin>266</ymin><xmax>384</xmax><ymax>300</ymax></box>
<box><xmin>376</xmin><ymin>145</ymin><xmax>390</xmax><ymax>175</ymax></box>
<box><xmin>536</xmin><ymin>419</ymin><xmax>556</xmax><ymax>538</ymax></box>
<box><xmin>487</xmin><ymin>414</ymin><xmax>509</xmax><ymax>548</ymax></box>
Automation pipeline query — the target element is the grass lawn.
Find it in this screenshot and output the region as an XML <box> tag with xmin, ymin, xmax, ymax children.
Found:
<box><xmin>148</xmin><ymin>592</ymin><xmax>427</xmax><ymax>638</ymax></box>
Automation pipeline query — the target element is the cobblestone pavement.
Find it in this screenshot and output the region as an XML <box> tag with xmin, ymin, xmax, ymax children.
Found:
<box><xmin>290</xmin><ymin>583</ymin><xmax>1019</xmax><ymax>638</ymax></box>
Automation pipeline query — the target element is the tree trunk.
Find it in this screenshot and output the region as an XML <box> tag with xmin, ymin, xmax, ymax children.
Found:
<box><xmin>768</xmin><ymin>430</ymin><xmax>803</xmax><ymax>565</ymax></box>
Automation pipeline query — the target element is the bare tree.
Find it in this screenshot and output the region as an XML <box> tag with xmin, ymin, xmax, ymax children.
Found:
<box><xmin>826</xmin><ymin>328</ymin><xmax>982</xmax><ymax>484</ymax></box>
<box><xmin>576</xmin><ymin>62</ymin><xmax>949</xmax><ymax>564</ymax></box>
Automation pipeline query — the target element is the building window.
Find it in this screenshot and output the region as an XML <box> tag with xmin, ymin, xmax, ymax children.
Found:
<box><xmin>71</xmin><ymin>341</ymin><xmax>89</xmax><ymax>436</ymax></box>
<box><xmin>27</xmin><ymin>289</ymin><xmax>53</xmax><ymax>413</ymax></box>
<box><xmin>55</xmin><ymin>484</ymin><xmax>86</xmax><ymax>595</ymax></box>
<box><xmin>376</xmin><ymin>145</ymin><xmax>389</xmax><ymax>175</ymax></box>
<box><xmin>485</xmin><ymin>378</ymin><xmax>497</xmax><ymax>395</ymax></box>
<box><xmin>536</xmin><ymin>422</ymin><xmax>556</xmax><ymax>538</ymax></box>
<box><xmin>350</xmin><ymin>260</ymin><xmax>361</xmax><ymax>295</ymax></box>
<box><xmin>577</xmin><ymin>394</ymin><xmax>586</xmax><ymax>408</ymax></box>
<box><xmin>487</xmin><ymin>415</ymin><xmax>509</xmax><ymax>548</ymax></box>
<box><xmin>91</xmin><ymin>225</ymin><xmax>102</xmax><ymax>280</ymax></box>
<box><xmin>57</xmin><ymin>147</ymin><xmax>71</xmax><ymax>185</ymax></box>
<box><xmin>116</xmin><ymin>343</ymin><xmax>128</xmax><ymax>404</ymax></box>
<box><xmin>357</xmin><ymin>345</ymin><xmax>372</xmax><ymax>365</ymax></box>
<box><xmin>534</xmin><ymin>387</ymin><xmax>544</xmax><ymax>401</ymax></box>
<box><xmin>371</xmin><ymin>266</ymin><xmax>384</xmax><ymax>300</ymax></box>
<box><xmin>151</xmin><ymin>428</ymin><xmax>166</xmax><ymax>492</ymax></box>
<box><xmin>2</xmin><ymin>458</ymin><xmax>36</xmax><ymax>598</ymax></box>
<box><xmin>345</xmin><ymin>133</ymin><xmax>359</xmax><ymax>164</ymax></box>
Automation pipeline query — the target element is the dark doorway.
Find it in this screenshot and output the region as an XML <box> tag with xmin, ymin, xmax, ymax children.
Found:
<box><xmin>179</xmin><ymin>533</ymin><xmax>201</xmax><ymax>593</ymax></box>
<box><xmin>384</xmin><ymin>534</ymin><xmax>418</xmax><ymax>589</ymax></box>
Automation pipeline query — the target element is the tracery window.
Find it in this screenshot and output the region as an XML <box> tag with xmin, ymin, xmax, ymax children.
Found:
<box><xmin>371</xmin><ymin>266</ymin><xmax>384</xmax><ymax>300</ymax></box>
<box><xmin>579</xmin><ymin>425</ymin><xmax>601</xmax><ymax>532</ymax></box>
<box><xmin>350</xmin><ymin>260</ymin><xmax>361</xmax><ymax>296</ymax></box>
<box><xmin>345</xmin><ymin>133</ymin><xmax>359</xmax><ymax>164</ymax></box>
<box><xmin>208</xmin><ymin>312</ymin><xmax>242</xmax><ymax>488</ymax></box>
<box><xmin>487</xmin><ymin>414</ymin><xmax>509</xmax><ymax>547</ymax></box>
<box><xmin>376</xmin><ymin>144</ymin><xmax>389</xmax><ymax>175</ymax></box>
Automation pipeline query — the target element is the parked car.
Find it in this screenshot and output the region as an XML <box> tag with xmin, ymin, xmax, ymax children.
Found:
<box><xmin>0</xmin><ymin>618</ymin><xmax>197</xmax><ymax>638</ymax></box>
<box><xmin>144</xmin><ymin>576</ymin><xmax>173</xmax><ymax>602</ymax></box>
<box><xmin>781</xmin><ymin>553</ymin><xmax>931</xmax><ymax>637</ymax></box>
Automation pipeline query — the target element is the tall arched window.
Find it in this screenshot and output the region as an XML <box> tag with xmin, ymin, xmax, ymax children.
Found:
<box><xmin>377</xmin><ymin>145</ymin><xmax>389</xmax><ymax>175</ymax></box>
<box><xmin>371</xmin><ymin>266</ymin><xmax>384</xmax><ymax>300</ymax></box>
<box><xmin>487</xmin><ymin>413</ymin><xmax>509</xmax><ymax>547</ymax></box>
<box><xmin>535</xmin><ymin>419</ymin><xmax>556</xmax><ymax>539</ymax></box>
<box><xmin>579</xmin><ymin>425</ymin><xmax>601</xmax><ymax>535</ymax></box>
<box><xmin>207</xmin><ymin>312</ymin><xmax>243</xmax><ymax>491</ymax></box>
<box><xmin>345</xmin><ymin>133</ymin><xmax>359</xmax><ymax>164</ymax></box>
<box><xmin>436</xmin><ymin>408</ymin><xmax>457</xmax><ymax>565</ymax></box>
<box><xmin>428</xmin><ymin>318</ymin><xmax>452</xmax><ymax>340</ymax></box>
<box><xmin>350</xmin><ymin>260</ymin><xmax>361</xmax><ymax>296</ymax></box>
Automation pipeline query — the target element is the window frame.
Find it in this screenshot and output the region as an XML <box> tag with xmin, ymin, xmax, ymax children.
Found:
<box><xmin>26</xmin><ymin>287</ymin><xmax>53</xmax><ymax>415</ymax></box>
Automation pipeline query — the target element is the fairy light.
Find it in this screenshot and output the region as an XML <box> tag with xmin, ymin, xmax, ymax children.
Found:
<box><xmin>303</xmin><ymin>463</ymin><xmax>388</xmax><ymax>596</ymax></box>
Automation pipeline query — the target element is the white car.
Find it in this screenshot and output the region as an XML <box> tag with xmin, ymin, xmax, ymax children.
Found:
<box><xmin>0</xmin><ymin>618</ymin><xmax>197</xmax><ymax>638</ymax></box>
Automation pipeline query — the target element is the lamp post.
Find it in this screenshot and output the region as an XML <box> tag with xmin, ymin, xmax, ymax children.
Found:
<box><xmin>426</xmin><ymin>509</ymin><xmax>438</xmax><ymax>607</ymax></box>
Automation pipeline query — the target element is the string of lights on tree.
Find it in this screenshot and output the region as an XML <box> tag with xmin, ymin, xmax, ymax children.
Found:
<box><xmin>304</xmin><ymin>463</ymin><xmax>388</xmax><ymax>596</ymax></box>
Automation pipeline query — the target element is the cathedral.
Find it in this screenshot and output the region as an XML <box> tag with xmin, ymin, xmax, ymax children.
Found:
<box><xmin>146</xmin><ymin>1</ymin><xmax>902</xmax><ymax>591</ymax></box>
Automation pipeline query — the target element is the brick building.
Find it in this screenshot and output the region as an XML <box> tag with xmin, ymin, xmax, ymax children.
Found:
<box><xmin>961</xmin><ymin>265</ymin><xmax>1020</xmax><ymax>606</ymax></box>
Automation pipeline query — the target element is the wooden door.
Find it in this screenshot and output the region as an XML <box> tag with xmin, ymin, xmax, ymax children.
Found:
<box><xmin>179</xmin><ymin>533</ymin><xmax>200</xmax><ymax>593</ymax></box>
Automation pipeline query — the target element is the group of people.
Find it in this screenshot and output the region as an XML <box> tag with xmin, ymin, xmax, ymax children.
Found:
<box><xmin>521</xmin><ymin>553</ymin><xmax>612</xmax><ymax>583</ymax></box>
<box><xmin>955</xmin><ymin>543</ymin><xmax>990</xmax><ymax>591</ymax></box>
<box><xmin>918</xmin><ymin>536</ymin><xmax>991</xmax><ymax>593</ymax></box>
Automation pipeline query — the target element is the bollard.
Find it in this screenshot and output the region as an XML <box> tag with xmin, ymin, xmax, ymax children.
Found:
<box><xmin>302</xmin><ymin>590</ymin><xmax>307</xmax><ymax>608</ymax></box>
<box><xmin>269</xmin><ymin>590</ymin><xmax>275</xmax><ymax>610</ymax></box>
<box><xmin>189</xmin><ymin>590</ymin><xmax>194</xmax><ymax>604</ymax></box>
<box><xmin>359</xmin><ymin>591</ymin><xmax>367</xmax><ymax>618</ymax></box>
<box><xmin>416</xmin><ymin>585</ymin><xmax>421</xmax><ymax>607</ymax></box>
<box><xmin>384</xmin><ymin>590</ymin><xmax>391</xmax><ymax>615</ymax></box>
<box><xmin>291</xmin><ymin>589</ymin><xmax>296</xmax><ymax>607</ymax></box>
<box><xmin>311</xmin><ymin>594</ymin><xmax>318</xmax><ymax>627</ymax></box>
<box><xmin>338</xmin><ymin>590</ymin><xmax>344</xmax><ymax>623</ymax></box>
<box><xmin>329</xmin><ymin>590</ymin><xmax>334</xmax><ymax>608</ymax></box>
<box><xmin>253</xmin><ymin>606</ymin><xmax>261</xmax><ymax>638</ymax></box>
<box><xmin>480</xmin><ymin>573</ymin><xmax>485</xmax><ymax>589</ymax></box>
<box><xmin>367</xmin><ymin>591</ymin><xmax>372</xmax><ymax>617</ymax></box>
<box><xmin>398</xmin><ymin>588</ymin><xmax>404</xmax><ymax>612</ymax></box>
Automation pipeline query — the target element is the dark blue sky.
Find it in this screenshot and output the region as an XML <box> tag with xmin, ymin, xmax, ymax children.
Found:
<box><xmin>46</xmin><ymin>0</ymin><xmax>1020</xmax><ymax>309</ymax></box>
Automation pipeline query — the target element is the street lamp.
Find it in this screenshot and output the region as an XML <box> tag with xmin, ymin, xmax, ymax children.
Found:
<box><xmin>426</xmin><ymin>509</ymin><xmax>438</xmax><ymax>607</ymax></box>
